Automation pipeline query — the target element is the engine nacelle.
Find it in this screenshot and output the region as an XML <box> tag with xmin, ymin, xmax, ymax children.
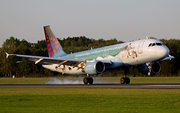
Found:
<box><xmin>139</xmin><ymin>62</ymin><xmax>161</xmax><ymax>76</ymax></box>
<box><xmin>84</xmin><ymin>61</ymin><xmax>105</xmax><ymax>75</ymax></box>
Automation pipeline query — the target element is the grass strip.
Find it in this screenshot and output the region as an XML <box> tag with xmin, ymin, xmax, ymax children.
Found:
<box><xmin>0</xmin><ymin>88</ymin><xmax>180</xmax><ymax>113</ymax></box>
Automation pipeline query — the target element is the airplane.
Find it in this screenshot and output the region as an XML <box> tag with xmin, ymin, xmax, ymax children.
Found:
<box><xmin>6</xmin><ymin>25</ymin><xmax>174</xmax><ymax>85</ymax></box>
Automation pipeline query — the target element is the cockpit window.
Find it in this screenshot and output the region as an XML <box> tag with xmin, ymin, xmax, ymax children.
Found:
<box><xmin>156</xmin><ymin>43</ymin><xmax>162</xmax><ymax>46</ymax></box>
<box><xmin>148</xmin><ymin>43</ymin><xmax>152</xmax><ymax>47</ymax></box>
<box><xmin>148</xmin><ymin>43</ymin><xmax>164</xmax><ymax>47</ymax></box>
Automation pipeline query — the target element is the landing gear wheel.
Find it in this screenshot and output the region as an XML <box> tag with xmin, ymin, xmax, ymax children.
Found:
<box><xmin>89</xmin><ymin>77</ymin><xmax>93</xmax><ymax>85</ymax></box>
<box><xmin>120</xmin><ymin>77</ymin><xmax>125</xmax><ymax>84</ymax></box>
<box><xmin>125</xmin><ymin>77</ymin><xmax>130</xmax><ymax>84</ymax></box>
<box><xmin>120</xmin><ymin>77</ymin><xmax>130</xmax><ymax>84</ymax></box>
<box><xmin>83</xmin><ymin>77</ymin><xmax>88</xmax><ymax>85</ymax></box>
<box><xmin>83</xmin><ymin>77</ymin><xmax>93</xmax><ymax>85</ymax></box>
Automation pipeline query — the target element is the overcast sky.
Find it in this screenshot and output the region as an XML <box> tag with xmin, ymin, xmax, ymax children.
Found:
<box><xmin>0</xmin><ymin>0</ymin><xmax>180</xmax><ymax>47</ymax></box>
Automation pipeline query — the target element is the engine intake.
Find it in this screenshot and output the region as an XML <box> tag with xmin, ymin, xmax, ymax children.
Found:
<box><xmin>139</xmin><ymin>62</ymin><xmax>161</xmax><ymax>76</ymax></box>
<box><xmin>151</xmin><ymin>62</ymin><xmax>161</xmax><ymax>74</ymax></box>
<box><xmin>84</xmin><ymin>61</ymin><xmax>105</xmax><ymax>75</ymax></box>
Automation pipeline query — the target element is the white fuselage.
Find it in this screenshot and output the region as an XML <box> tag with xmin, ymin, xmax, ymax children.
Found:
<box><xmin>43</xmin><ymin>38</ymin><xmax>169</xmax><ymax>75</ymax></box>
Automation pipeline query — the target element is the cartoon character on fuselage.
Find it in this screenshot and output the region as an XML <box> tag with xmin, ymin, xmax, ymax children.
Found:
<box><xmin>6</xmin><ymin>26</ymin><xmax>174</xmax><ymax>85</ymax></box>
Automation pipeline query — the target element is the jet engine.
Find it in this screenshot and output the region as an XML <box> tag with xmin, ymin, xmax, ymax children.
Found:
<box><xmin>139</xmin><ymin>62</ymin><xmax>161</xmax><ymax>76</ymax></box>
<box><xmin>84</xmin><ymin>61</ymin><xmax>105</xmax><ymax>75</ymax></box>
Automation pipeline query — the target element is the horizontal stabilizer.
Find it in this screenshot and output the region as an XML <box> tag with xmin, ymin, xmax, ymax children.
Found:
<box><xmin>16</xmin><ymin>61</ymin><xmax>35</xmax><ymax>64</ymax></box>
<box><xmin>5</xmin><ymin>52</ymin><xmax>14</xmax><ymax>58</ymax></box>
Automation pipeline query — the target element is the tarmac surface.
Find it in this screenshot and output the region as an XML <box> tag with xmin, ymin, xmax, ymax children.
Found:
<box><xmin>0</xmin><ymin>84</ymin><xmax>180</xmax><ymax>89</ymax></box>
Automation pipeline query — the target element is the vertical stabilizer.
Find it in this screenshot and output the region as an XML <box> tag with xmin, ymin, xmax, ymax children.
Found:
<box><xmin>44</xmin><ymin>25</ymin><xmax>66</xmax><ymax>57</ymax></box>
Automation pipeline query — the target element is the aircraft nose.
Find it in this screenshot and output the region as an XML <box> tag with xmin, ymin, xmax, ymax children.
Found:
<box><xmin>156</xmin><ymin>46</ymin><xmax>169</xmax><ymax>59</ymax></box>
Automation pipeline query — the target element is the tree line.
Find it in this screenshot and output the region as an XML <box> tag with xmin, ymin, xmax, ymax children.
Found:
<box><xmin>0</xmin><ymin>36</ymin><xmax>179</xmax><ymax>77</ymax></box>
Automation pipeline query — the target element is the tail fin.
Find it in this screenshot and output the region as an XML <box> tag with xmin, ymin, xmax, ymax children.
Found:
<box><xmin>43</xmin><ymin>25</ymin><xmax>66</xmax><ymax>58</ymax></box>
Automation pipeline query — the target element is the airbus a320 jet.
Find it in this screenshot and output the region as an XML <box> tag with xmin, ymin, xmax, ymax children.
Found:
<box><xmin>6</xmin><ymin>25</ymin><xmax>174</xmax><ymax>84</ymax></box>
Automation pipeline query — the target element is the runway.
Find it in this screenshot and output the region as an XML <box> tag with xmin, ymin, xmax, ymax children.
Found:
<box><xmin>0</xmin><ymin>84</ymin><xmax>180</xmax><ymax>89</ymax></box>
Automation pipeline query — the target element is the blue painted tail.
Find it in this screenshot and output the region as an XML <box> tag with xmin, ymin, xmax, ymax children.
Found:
<box><xmin>43</xmin><ymin>25</ymin><xmax>66</xmax><ymax>58</ymax></box>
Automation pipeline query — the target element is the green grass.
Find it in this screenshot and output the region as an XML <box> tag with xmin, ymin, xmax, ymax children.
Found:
<box><xmin>0</xmin><ymin>77</ymin><xmax>50</xmax><ymax>84</ymax></box>
<box><xmin>0</xmin><ymin>77</ymin><xmax>180</xmax><ymax>112</ymax></box>
<box><xmin>0</xmin><ymin>77</ymin><xmax>180</xmax><ymax>84</ymax></box>
<box><xmin>0</xmin><ymin>88</ymin><xmax>180</xmax><ymax>113</ymax></box>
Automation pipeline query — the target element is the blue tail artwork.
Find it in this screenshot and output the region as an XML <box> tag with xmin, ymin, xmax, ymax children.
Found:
<box><xmin>43</xmin><ymin>25</ymin><xmax>66</xmax><ymax>58</ymax></box>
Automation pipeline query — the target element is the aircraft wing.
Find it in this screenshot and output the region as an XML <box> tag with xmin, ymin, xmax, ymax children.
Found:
<box><xmin>6</xmin><ymin>53</ymin><xmax>112</xmax><ymax>66</ymax></box>
<box><xmin>6</xmin><ymin>52</ymin><xmax>86</xmax><ymax>65</ymax></box>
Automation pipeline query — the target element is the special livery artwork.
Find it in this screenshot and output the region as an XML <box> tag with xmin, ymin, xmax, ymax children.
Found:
<box><xmin>120</xmin><ymin>43</ymin><xmax>138</xmax><ymax>59</ymax></box>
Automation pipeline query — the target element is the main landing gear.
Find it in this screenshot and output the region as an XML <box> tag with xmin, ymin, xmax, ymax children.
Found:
<box><xmin>120</xmin><ymin>67</ymin><xmax>130</xmax><ymax>84</ymax></box>
<box><xmin>83</xmin><ymin>76</ymin><xmax>130</xmax><ymax>84</ymax></box>
<box><xmin>83</xmin><ymin>76</ymin><xmax>93</xmax><ymax>85</ymax></box>
<box><xmin>120</xmin><ymin>77</ymin><xmax>130</xmax><ymax>84</ymax></box>
<box><xmin>83</xmin><ymin>67</ymin><xmax>131</xmax><ymax>85</ymax></box>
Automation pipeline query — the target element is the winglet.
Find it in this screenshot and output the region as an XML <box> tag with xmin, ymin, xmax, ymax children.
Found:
<box><xmin>5</xmin><ymin>52</ymin><xmax>9</xmax><ymax>58</ymax></box>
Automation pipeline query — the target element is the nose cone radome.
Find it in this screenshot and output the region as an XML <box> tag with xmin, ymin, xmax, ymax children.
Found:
<box><xmin>156</xmin><ymin>46</ymin><xmax>169</xmax><ymax>59</ymax></box>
